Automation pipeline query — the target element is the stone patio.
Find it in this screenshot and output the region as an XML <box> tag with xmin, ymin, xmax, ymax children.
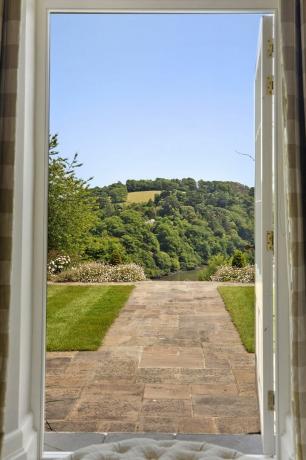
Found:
<box><xmin>45</xmin><ymin>281</ymin><xmax>260</xmax><ymax>434</ymax></box>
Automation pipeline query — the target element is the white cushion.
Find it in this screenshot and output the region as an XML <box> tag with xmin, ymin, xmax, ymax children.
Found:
<box><xmin>71</xmin><ymin>438</ymin><xmax>258</xmax><ymax>460</ymax></box>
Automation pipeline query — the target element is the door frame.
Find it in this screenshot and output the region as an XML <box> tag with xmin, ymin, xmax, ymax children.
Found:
<box><xmin>29</xmin><ymin>1</ymin><xmax>289</xmax><ymax>458</ymax></box>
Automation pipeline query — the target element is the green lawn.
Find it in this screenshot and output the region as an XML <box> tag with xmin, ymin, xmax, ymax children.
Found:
<box><xmin>218</xmin><ymin>286</ymin><xmax>255</xmax><ymax>353</ymax></box>
<box><xmin>127</xmin><ymin>190</ymin><xmax>161</xmax><ymax>203</ymax></box>
<box><xmin>47</xmin><ymin>285</ymin><xmax>134</xmax><ymax>351</ymax></box>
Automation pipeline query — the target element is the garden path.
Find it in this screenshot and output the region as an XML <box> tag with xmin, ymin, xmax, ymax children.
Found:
<box><xmin>45</xmin><ymin>281</ymin><xmax>259</xmax><ymax>434</ymax></box>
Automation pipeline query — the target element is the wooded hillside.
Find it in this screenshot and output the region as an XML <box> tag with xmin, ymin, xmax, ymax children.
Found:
<box><xmin>89</xmin><ymin>179</ymin><xmax>254</xmax><ymax>278</ymax></box>
<box><xmin>48</xmin><ymin>137</ymin><xmax>254</xmax><ymax>279</ymax></box>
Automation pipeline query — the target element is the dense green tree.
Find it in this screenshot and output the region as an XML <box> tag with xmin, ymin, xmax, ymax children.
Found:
<box><xmin>85</xmin><ymin>236</ymin><xmax>126</xmax><ymax>263</ymax></box>
<box><xmin>48</xmin><ymin>135</ymin><xmax>99</xmax><ymax>257</ymax></box>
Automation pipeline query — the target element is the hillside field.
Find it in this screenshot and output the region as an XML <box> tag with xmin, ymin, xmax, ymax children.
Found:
<box><xmin>127</xmin><ymin>190</ymin><xmax>161</xmax><ymax>203</ymax></box>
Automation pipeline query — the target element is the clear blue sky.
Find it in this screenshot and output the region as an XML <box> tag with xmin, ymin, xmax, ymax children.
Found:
<box><xmin>50</xmin><ymin>13</ymin><xmax>261</xmax><ymax>187</ymax></box>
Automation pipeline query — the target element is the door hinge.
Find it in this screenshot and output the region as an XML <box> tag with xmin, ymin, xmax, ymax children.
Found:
<box><xmin>268</xmin><ymin>390</ymin><xmax>275</xmax><ymax>411</ymax></box>
<box><xmin>266</xmin><ymin>75</ymin><xmax>274</xmax><ymax>95</ymax></box>
<box><xmin>267</xmin><ymin>39</ymin><xmax>274</xmax><ymax>57</ymax></box>
<box><xmin>266</xmin><ymin>230</ymin><xmax>274</xmax><ymax>252</ymax></box>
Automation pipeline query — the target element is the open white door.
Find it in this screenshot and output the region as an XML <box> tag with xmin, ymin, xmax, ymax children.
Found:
<box><xmin>255</xmin><ymin>16</ymin><xmax>275</xmax><ymax>456</ymax></box>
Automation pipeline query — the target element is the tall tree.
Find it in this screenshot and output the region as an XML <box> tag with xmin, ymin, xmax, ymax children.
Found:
<box><xmin>48</xmin><ymin>135</ymin><xmax>99</xmax><ymax>257</ymax></box>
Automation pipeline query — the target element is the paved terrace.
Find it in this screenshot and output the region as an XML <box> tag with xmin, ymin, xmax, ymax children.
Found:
<box><xmin>45</xmin><ymin>281</ymin><xmax>259</xmax><ymax>434</ymax></box>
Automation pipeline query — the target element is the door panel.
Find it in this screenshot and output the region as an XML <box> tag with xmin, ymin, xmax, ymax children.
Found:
<box><xmin>255</xmin><ymin>15</ymin><xmax>274</xmax><ymax>456</ymax></box>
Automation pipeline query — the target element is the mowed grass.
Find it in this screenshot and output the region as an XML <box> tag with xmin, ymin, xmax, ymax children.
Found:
<box><xmin>47</xmin><ymin>285</ymin><xmax>134</xmax><ymax>351</ymax></box>
<box><xmin>127</xmin><ymin>190</ymin><xmax>161</xmax><ymax>203</ymax></box>
<box><xmin>218</xmin><ymin>286</ymin><xmax>255</xmax><ymax>353</ymax></box>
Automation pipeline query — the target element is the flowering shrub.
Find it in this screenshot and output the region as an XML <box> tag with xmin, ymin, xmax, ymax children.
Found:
<box><xmin>54</xmin><ymin>262</ymin><xmax>146</xmax><ymax>283</ymax></box>
<box><xmin>211</xmin><ymin>264</ymin><xmax>255</xmax><ymax>283</ymax></box>
<box><xmin>48</xmin><ymin>255</ymin><xmax>71</xmax><ymax>275</ymax></box>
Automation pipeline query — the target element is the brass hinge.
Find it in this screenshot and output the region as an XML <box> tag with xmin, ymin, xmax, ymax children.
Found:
<box><xmin>267</xmin><ymin>39</ymin><xmax>274</xmax><ymax>57</ymax></box>
<box><xmin>266</xmin><ymin>76</ymin><xmax>274</xmax><ymax>95</ymax></box>
<box><xmin>266</xmin><ymin>230</ymin><xmax>274</xmax><ymax>252</ymax></box>
<box><xmin>268</xmin><ymin>390</ymin><xmax>275</xmax><ymax>411</ymax></box>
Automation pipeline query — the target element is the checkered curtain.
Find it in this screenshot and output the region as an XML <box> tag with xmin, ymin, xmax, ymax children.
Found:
<box><xmin>0</xmin><ymin>0</ymin><xmax>21</xmax><ymax>455</ymax></box>
<box><xmin>280</xmin><ymin>1</ymin><xmax>306</xmax><ymax>459</ymax></box>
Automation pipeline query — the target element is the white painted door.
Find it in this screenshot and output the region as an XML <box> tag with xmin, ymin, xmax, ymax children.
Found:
<box><xmin>255</xmin><ymin>15</ymin><xmax>275</xmax><ymax>456</ymax></box>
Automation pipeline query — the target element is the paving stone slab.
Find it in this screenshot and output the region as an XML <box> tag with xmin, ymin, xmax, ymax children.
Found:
<box><xmin>215</xmin><ymin>417</ymin><xmax>261</xmax><ymax>435</ymax></box>
<box><xmin>144</xmin><ymin>384</ymin><xmax>190</xmax><ymax>400</ymax></box>
<box><xmin>141</xmin><ymin>399</ymin><xmax>192</xmax><ymax>418</ymax></box>
<box><xmin>96</xmin><ymin>420</ymin><xmax>137</xmax><ymax>432</ymax></box>
<box><xmin>177</xmin><ymin>417</ymin><xmax>217</xmax><ymax>434</ymax></box>
<box><xmin>70</xmin><ymin>396</ymin><xmax>142</xmax><ymax>421</ymax></box>
<box><xmin>136</xmin><ymin>417</ymin><xmax>179</xmax><ymax>433</ymax></box>
<box><xmin>192</xmin><ymin>396</ymin><xmax>259</xmax><ymax>418</ymax></box>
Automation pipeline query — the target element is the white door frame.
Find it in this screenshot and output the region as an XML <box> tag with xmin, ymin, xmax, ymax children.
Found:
<box><xmin>255</xmin><ymin>16</ymin><xmax>275</xmax><ymax>455</ymax></box>
<box><xmin>5</xmin><ymin>1</ymin><xmax>291</xmax><ymax>459</ymax></box>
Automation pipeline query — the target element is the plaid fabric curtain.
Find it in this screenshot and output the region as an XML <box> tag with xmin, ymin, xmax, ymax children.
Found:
<box><xmin>280</xmin><ymin>2</ymin><xmax>306</xmax><ymax>459</ymax></box>
<box><xmin>0</xmin><ymin>0</ymin><xmax>21</xmax><ymax>455</ymax></box>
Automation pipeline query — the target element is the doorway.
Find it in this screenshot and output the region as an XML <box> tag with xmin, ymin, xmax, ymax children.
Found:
<box><xmin>32</xmin><ymin>4</ymin><xmax>280</xmax><ymax>460</ymax></box>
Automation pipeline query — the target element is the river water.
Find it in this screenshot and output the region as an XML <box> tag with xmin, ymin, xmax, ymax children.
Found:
<box><xmin>160</xmin><ymin>267</ymin><xmax>206</xmax><ymax>281</ymax></box>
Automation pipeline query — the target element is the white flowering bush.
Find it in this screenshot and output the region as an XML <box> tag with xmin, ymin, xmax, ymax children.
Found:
<box><xmin>211</xmin><ymin>264</ymin><xmax>255</xmax><ymax>283</ymax></box>
<box><xmin>54</xmin><ymin>262</ymin><xmax>146</xmax><ymax>283</ymax></box>
<box><xmin>48</xmin><ymin>255</ymin><xmax>71</xmax><ymax>275</ymax></box>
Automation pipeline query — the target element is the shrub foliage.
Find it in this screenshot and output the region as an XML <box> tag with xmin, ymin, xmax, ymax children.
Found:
<box><xmin>53</xmin><ymin>262</ymin><xmax>146</xmax><ymax>283</ymax></box>
<box><xmin>211</xmin><ymin>265</ymin><xmax>255</xmax><ymax>283</ymax></box>
<box><xmin>231</xmin><ymin>250</ymin><xmax>247</xmax><ymax>268</ymax></box>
